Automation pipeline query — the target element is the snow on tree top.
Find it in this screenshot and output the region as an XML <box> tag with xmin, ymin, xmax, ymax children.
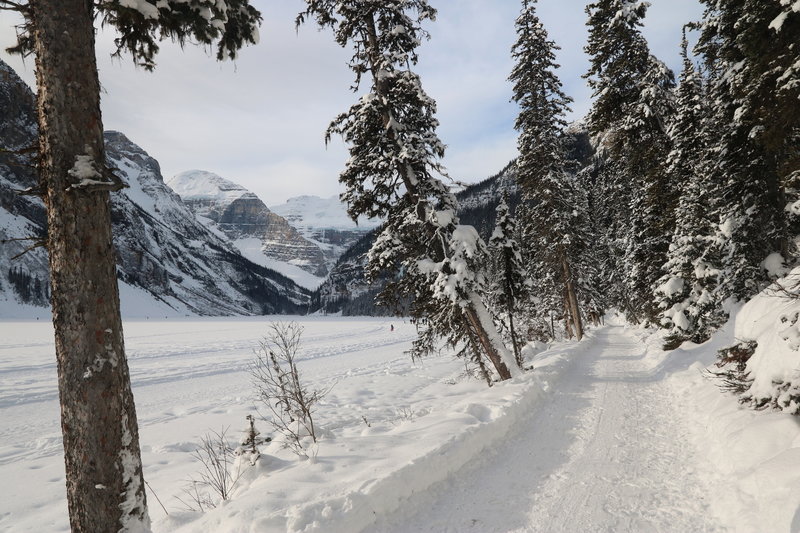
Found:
<box><xmin>564</xmin><ymin>118</ymin><xmax>588</xmax><ymax>135</ymax></box>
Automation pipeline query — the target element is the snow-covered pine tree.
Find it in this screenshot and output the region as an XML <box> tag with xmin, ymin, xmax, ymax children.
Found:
<box><xmin>488</xmin><ymin>193</ymin><xmax>528</xmax><ymax>366</ymax></box>
<box><xmin>1</xmin><ymin>2</ymin><xmax>260</xmax><ymax>530</ymax></box>
<box><xmin>584</xmin><ymin>157</ymin><xmax>632</xmax><ymax>319</ymax></box>
<box><xmin>571</xmin><ymin>167</ymin><xmax>607</xmax><ymax>325</ymax></box>
<box><xmin>655</xmin><ymin>29</ymin><xmax>726</xmax><ymax>347</ymax></box>
<box><xmin>298</xmin><ymin>0</ymin><xmax>518</xmax><ymax>381</ymax></box>
<box><xmin>510</xmin><ymin>0</ymin><xmax>586</xmax><ymax>340</ymax></box>
<box><xmin>696</xmin><ymin>0</ymin><xmax>798</xmax><ymax>302</ymax></box>
<box><xmin>584</xmin><ymin>0</ymin><xmax>676</xmax><ymax>323</ymax></box>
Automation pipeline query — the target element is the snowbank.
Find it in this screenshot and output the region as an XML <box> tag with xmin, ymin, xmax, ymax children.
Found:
<box><xmin>729</xmin><ymin>268</ymin><xmax>800</xmax><ymax>413</ymax></box>
<box><xmin>159</xmin><ymin>335</ymin><xmax>587</xmax><ymax>533</ymax></box>
<box><xmin>661</xmin><ymin>306</ymin><xmax>800</xmax><ymax>533</ymax></box>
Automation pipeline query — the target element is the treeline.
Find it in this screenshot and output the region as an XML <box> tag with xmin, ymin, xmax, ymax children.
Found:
<box><xmin>493</xmin><ymin>0</ymin><xmax>799</xmax><ymax>353</ymax></box>
<box><xmin>7</xmin><ymin>266</ymin><xmax>49</xmax><ymax>305</ymax></box>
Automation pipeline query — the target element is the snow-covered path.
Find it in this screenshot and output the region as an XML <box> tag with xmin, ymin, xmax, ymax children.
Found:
<box><xmin>374</xmin><ymin>325</ymin><xmax>726</xmax><ymax>533</ymax></box>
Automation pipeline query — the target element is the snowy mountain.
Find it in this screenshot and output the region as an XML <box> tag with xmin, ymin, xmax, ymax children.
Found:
<box><xmin>168</xmin><ymin>170</ymin><xmax>328</xmax><ymax>288</ymax></box>
<box><xmin>0</xmin><ymin>60</ymin><xmax>309</xmax><ymax>317</ymax></box>
<box><xmin>270</xmin><ymin>195</ymin><xmax>382</xmax><ymax>272</ymax></box>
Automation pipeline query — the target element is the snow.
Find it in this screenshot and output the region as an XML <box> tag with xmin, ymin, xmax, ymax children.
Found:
<box><xmin>375</xmin><ymin>327</ymin><xmax>725</xmax><ymax>532</ymax></box>
<box><xmin>770</xmin><ymin>10</ymin><xmax>791</xmax><ymax>32</ymax></box>
<box><xmin>233</xmin><ymin>237</ymin><xmax>324</xmax><ymax>291</ymax></box>
<box><xmin>114</xmin><ymin>0</ymin><xmax>159</xmax><ymax>19</ymax></box>
<box><xmin>670</xmin><ymin>318</ymin><xmax>800</xmax><ymax>532</ymax></box>
<box><xmin>731</xmin><ymin>267</ymin><xmax>800</xmax><ymax>411</ymax></box>
<box><xmin>762</xmin><ymin>252</ymin><xmax>789</xmax><ymax>278</ymax></box>
<box><xmin>269</xmin><ymin>195</ymin><xmax>382</xmax><ymax>233</ymax></box>
<box><xmin>656</xmin><ymin>275</ymin><xmax>684</xmax><ymax>297</ymax></box>
<box><xmin>2</xmin><ymin>317</ymin><xmax>798</xmax><ymax>532</ymax></box>
<box><xmin>67</xmin><ymin>154</ymin><xmax>101</xmax><ymax>181</ymax></box>
<box><xmin>167</xmin><ymin>170</ymin><xmax>250</xmax><ymax>204</ymax></box>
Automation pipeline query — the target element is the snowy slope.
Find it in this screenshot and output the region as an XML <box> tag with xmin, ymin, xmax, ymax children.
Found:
<box><xmin>270</xmin><ymin>195</ymin><xmax>381</xmax><ymax>233</ymax></box>
<box><xmin>166</xmin><ymin>169</ymin><xmax>251</xmax><ymax>204</ymax></box>
<box><xmin>270</xmin><ymin>195</ymin><xmax>382</xmax><ymax>273</ymax></box>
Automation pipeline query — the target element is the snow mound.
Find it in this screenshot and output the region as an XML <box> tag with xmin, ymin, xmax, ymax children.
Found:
<box><xmin>670</xmin><ymin>315</ymin><xmax>800</xmax><ymax>532</ymax></box>
<box><xmin>723</xmin><ymin>266</ymin><xmax>800</xmax><ymax>413</ymax></box>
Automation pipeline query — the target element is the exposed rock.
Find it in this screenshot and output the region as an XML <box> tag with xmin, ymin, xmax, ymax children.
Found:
<box><xmin>270</xmin><ymin>195</ymin><xmax>381</xmax><ymax>272</ymax></box>
<box><xmin>169</xmin><ymin>170</ymin><xmax>329</xmax><ymax>278</ymax></box>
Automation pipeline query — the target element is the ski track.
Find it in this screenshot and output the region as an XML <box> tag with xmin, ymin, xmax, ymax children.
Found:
<box><xmin>374</xmin><ymin>326</ymin><xmax>727</xmax><ymax>533</ymax></box>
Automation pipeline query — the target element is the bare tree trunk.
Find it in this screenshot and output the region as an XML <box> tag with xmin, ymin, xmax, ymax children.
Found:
<box><xmin>507</xmin><ymin>309</ymin><xmax>522</xmax><ymax>368</ymax></box>
<box><xmin>561</xmin><ymin>255</ymin><xmax>583</xmax><ymax>341</ymax></box>
<box><xmin>30</xmin><ymin>1</ymin><xmax>149</xmax><ymax>530</ymax></box>
<box><xmin>465</xmin><ymin>306</ymin><xmax>512</xmax><ymax>380</ymax></box>
<box><xmin>464</xmin><ymin>324</ymin><xmax>493</xmax><ymax>386</ymax></box>
<box><xmin>564</xmin><ymin>304</ymin><xmax>574</xmax><ymax>339</ymax></box>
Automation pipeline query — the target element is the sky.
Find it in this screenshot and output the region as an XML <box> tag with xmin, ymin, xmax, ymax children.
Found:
<box><xmin>0</xmin><ymin>0</ymin><xmax>704</xmax><ymax>206</ymax></box>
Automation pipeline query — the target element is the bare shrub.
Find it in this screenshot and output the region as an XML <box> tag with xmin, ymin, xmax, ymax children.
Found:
<box><xmin>236</xmin><ymin>414</ymin><xmax>270</xmax><ymax>466</ymax></box>
<box><xmin>250</xmin><ymin>322</ymin><xmax>329</xmax><ymax>457</ymax></box>
<box><xmin>705</xmin><ymin>340</ymin><xmax>758</xmax><ymax>394</ymax></box>
<box><xmin>176</xmin><ymin>427</ymin><xmax>244</xmax><ymax>512</ymax></box>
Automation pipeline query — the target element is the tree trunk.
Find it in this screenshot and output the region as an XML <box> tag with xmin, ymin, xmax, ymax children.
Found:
<box><xmin>464</xmin><ymin>323</ymin><xmax>493</xmax><ymax>386</ymax></box>
<box><xmin>465</xmin><ymin>305</ymin><xmax>512</xmax><ymax>380</ymax></box>
<box><xmin>30</xmin><ymin>1</ymin><xmax>150</xmax><ymax>530</ymax></box>
<box><xmin>507</xmin><ymin>307</ymin><xmax>522</xmax><ymax>368</ymax></box>
<box><xmin>564</xmin><ymin>304</ymin><xmax>574</xmax><ymax>339</ymax></box>
<box><xmin>561</xmin><ymin>255</ymin><xmax>583</xmax><ymax>341</ymax></box>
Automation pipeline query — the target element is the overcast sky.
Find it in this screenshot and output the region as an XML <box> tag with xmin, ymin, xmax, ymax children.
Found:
<box><xmin>0</xmin><ymin>0</ymin><xmax>703</xmax><ymax>206</ymax></box>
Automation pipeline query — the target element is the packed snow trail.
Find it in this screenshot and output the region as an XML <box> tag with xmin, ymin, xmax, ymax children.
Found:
<box><xmin>373</xmin><ymin>325</ymin><xmax>726</xmax><ymax>533</ymax></box>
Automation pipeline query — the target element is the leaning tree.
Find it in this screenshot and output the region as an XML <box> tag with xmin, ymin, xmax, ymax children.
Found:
<box><xmin>298</xmin><ymin>0</ymin><xmax>518</xmax><ymax>381</ymax></box>
<box><xmin>0</xmin><ymin>1</ymin><xmax>260</xmax><ymax>530</ymax></box>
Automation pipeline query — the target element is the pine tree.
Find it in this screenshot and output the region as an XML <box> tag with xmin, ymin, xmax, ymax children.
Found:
<box><xmin>298</xmin><ymin>0</ymin><xmax>518</xmax><ymax>381</ymax></box>
<box><xmin>488</xmin><ymin>193</ymin><xmax>528</xmax><ymax>366</ymax></box>
<box><xmin>655</xmin><ymin>30</ymin><xmax>726</xmax><ymax>346</ymax></box>
<box><xmin>696</xmin><ymin>0</ymin><xmax>798</xmax><ymax>302</ymax></box>
<box><xmin>1</xmin><ymin>2</ymin><xmax>260</xmax><ymax>530</ymax></box>
<box><xmin>510</xmin><ymin>0</ymin><xmax>585</xmax><ymax>340</ymax></box>
<box><xmin>584</xmin><ymin>0</ymin><xmax>675</xmax><ymax>323</ymax></box>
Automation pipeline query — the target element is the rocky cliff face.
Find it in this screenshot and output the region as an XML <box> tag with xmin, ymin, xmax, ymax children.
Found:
<box><xmin>168</xmin><ymin>170</ymin><xmax>329</xmax><ymax>280</ymax></box>
<box><xmin>270</xmin><ymin>195</ymin><xmax>382</xmax><ymax>273</ymax></box>
<box><xmin>0</xmin><ymin>60</ymin><xmax>309</xmax><ymax>316</ymax></box>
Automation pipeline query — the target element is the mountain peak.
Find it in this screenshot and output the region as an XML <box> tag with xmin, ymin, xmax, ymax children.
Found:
<box><xmin>271</xmin><ymin>194</ymin><xmax>382</xmax><ymax>232</ymax></box>
<box><xmin>167</xmin><ymin>169</ymin><xmax>254</xmax><ymax>203</ymax></box>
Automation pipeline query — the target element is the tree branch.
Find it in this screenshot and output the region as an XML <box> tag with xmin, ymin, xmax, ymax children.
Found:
<box><xmin>1</xmin><ymin>236</ymin><xmax>48</xmax><ymax>259</ymax></box>
<box><xmin>0</xmin><ymin>1</ymin><xmax>28</xmax><ymax>12</ymax></box>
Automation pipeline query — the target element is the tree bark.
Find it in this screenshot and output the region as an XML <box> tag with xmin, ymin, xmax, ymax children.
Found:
<box><xmin>507</xmin><ymin>307</ymin><xmax>522</xmax><ymax>368</ymax></box>
<box><xmin>30</xmin><ymin>1</ymin><xmax>150</xmax><ymax>530</ymax></box>
<box><xmin>465</xmin><ymin>306</ymin><xmax>512</xmax><ymax>380</ymax></box>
